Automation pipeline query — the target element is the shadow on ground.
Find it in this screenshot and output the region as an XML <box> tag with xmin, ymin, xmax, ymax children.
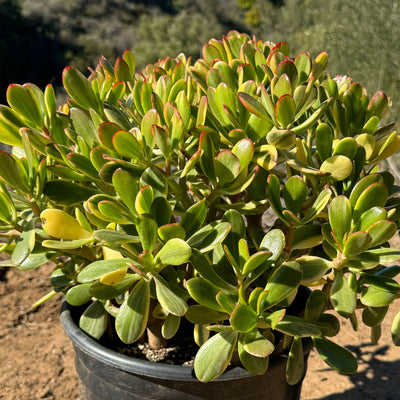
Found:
<box><xmin>312</xmin><ymin>344</ymin><xmax>400</xmax><ymax>400</ymax></box>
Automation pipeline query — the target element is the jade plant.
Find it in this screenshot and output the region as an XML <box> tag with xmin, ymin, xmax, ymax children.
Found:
<box><xmin>0</xmin><ymin>31</ymin><xmax>399</xmax><ymax>383</ymax></box>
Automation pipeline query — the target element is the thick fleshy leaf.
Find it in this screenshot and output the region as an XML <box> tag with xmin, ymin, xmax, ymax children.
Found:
<box><xmin>315</xmin><ymin>123</ymin><xmax>333</xmax><ymax>161</ymax></box>
<box><xmin>356</xmin><ymin>133</ymin><xmax>376</xmax><ymax>160</ymax></box>
<box><xmin>328</xmin><ymin>196</ymin><xmax>352</xmax><ymax>249</ymax></box>
<box><xmin>41</xmin><ymin>209</ymin><xmax>91</xmax><ymax>240</ymax></box>
<box><xmin>65</xmin><ymin>283</ymin><xmax>92</xmax><ymax>306</ymax></box>
<box><xmin>366</xmin><ymin>220</ymin><xmax>397</xmax><ymax>247</ymax></box>
<box><xmin>301</xmin><ymin>187</ymin><xmax>331</xmax><ymax>224</ymax></box>
<box><xmin>113</xmin><ymin>130</ymin><xmax>143</xmax><ymax>159</ymax></box>
<box><xmin>305</xmin><ymin>290</ymin><xmax>327</xmax><ymax>322</ymax></box>
<box><xmin>275</xmin><ymin>94</ymin><xmax>296</xmax><ymax>128</ymax></box>
<box><xmin>185</xmin><ymin>305</ymin><xmax>228</xmax><ymax>325</ymax></box>
<box><xmin>242</xmin><ymin>329</ymin><xmax>274</xmax><ymax>357</ymax></box>
<box><xmin>116</xmin><ymin>279</ymin><xmax>150</xmax><ymax>343</ymax></box>
<box><xmin>158</xmin><ymin>223</ymin><xmax>186</xmax><ymax>242</ymax></box>
<box><xmin>238</xmin><ymin>92</ymin><xmax>270</xmax><ymax>120</ymax></box>
<box><xmin>63</xmin><ymin>66</ymin><xmax>98</xmax><ymax>110</ymax></box>
<box><xmin>286</xmin><ymin>337</ymin><xmax>304</xmax><ymax>385</ymax></box>
<box><xmin>79</xmin><ymin>300</ymin><xmax>108</xmax><ymax>340</ymax></box>
<box><xmin>267</xmin><ymin>129</ymin><xmax>296</xmax><ymax>150</ymax></box>
<box><xmin>353</xmin><ymin>183</ymin><xmax>388</xmax><ymax>221</ymax></box>
<box><xmin>297</xmin><ymin>256</ymin><xmax>332</xmax><ymax>284</ymax></box>
<box><xmin>77</xmin><ymin>259</ymin><xmax>131</xmax><ymax>283</ymax></box>
<box><xmin>253</xmin><ymin>144</ymin><xmax>278</xmax><ymax>171</ymax></box>
<box><xmin>238</xmin><ymin>336</ymin><xmax>270</xmax><ymax>375</ymax></box>
<box><xmin>349</xmin><ymin>174</ymin><xmax>382</xmax><ymax>208</ymax></box>
<box><xmin>343</xmin><ymin>231</ymin><xmax>372</xmax><ymax>257</ymax></box>
<box><xmin>42</xmin><ymin>238</ymin><xmax>93</xmax><ymax>249</ymax></box>
<box><xmin>313</xmin><ymin>337</ymin><xmax>358</xmax><ymax>374</ymax></box>
<box><xmin>283</xmin><ymin>176</ymin><xmax>307</xmax><ymax>214</ymax></box>
<box><xmin>199</xmin><ymin>131</ymin><xmax>216</xmax><ymax>182</ymax></box>
<box><xmin>44</xmin><ymin>180</ymin><xmax>98</xmax><ymax>206</ymax></box>
<box><xmin>194</xmin><ymin>331</ymin><xmax>238</xmax><ymax>382</ymax></box>
<box><xmin>362</xmin><ymin>306</ymin><xmax>389</xmax><ymax>327</ymax></box>
<box><xmin>262</xmin><ymin>262</ymin><xmax>302</xmax><ymax>310</ymax></box>
<box><xmin>12</xmin><ymin>219</ymin><xmax>36</xmax><ymax>266</ymax></box>
<box><xmin>162</xmin><ymin>313</ymin><xmax>181</xmax><ymax>340</ymax></box>
<box><xmin>99</xmin><ymin>268</ymin><xmax>127</xmax><ymax>285</ymax></box>
<box><xmin>333</xmin><ymin>138</ymin><xmax>358</xmax><ymax>160</ymax></box>
<box><xmin>187</xmin><ymin>278</ymin><xmax>224</xmax><ymax>312</ymax></box>
<box><xmin>358</xmin><ymin>207</ymin><xmax>387</xmax><ymax>232</ymax></box>
<box><xmin>0</xmin><ymin>152</ymin><xmax>30</xmax><ymax>194</ymax></box>
<box><xmin>260</xmin><ymin>229</ymin><xmax>285</xmax><ymax>261</ymax></box>
<box><xmin>187</xmin><ymin>221</ymin><xmax>231</xmax><ymax>253</ymax></box>
<box><xmin>292</xmin><ymin>224</ymin><xmax>323</xmax><ymax>250</ymax></box>
<box><xmin>135</xmin><ymin>185</ymin><xmax>154</xmax><ymax>215</ymax></box>
<box><xmin>243</xmin><ymin>251</ymin><xmax>272</xmax><ymax>275</ymax></box>
<box><xmin>136</xmin><ymin>214</ymin><xmax>158</xmax><ymax>251</ymax></box>
<box><xmin>392</xmin><ymin>311</ymin><xmax>400</xmax><ymax>346</ymax></box>
<box><xmin>94</xmin><ymin>229</ymin><xmax>140</xmax><ymax>244</ymax></box>
<box><xmin>232</xmin><ymin>138</ymin><xmax>254</xmax><ymax>170</ymax></box>
<box><xmin>330</xmin><ymin>272</ymin><xmax>356</xmax><ymax>317</ymax></box>
<box><xmin>360</xmin><ymin>286</ymin><xmax>397</xmax><ymax>307</ymax></box>
<box><xmin>320</xmin><ymin>155</ymin><xmax>353</xmax><ymax>181</ymax></box>
<box><xmin>154</xmin><ymin>238</ymin><xmax>191</xmax><ymax>266</ymax></box>
<box><xmin>18</xmin><ymin>249</ymin><xmax>57</xmax><ymax>270</ymax></box>
<box><xmin>180</xmin><ymin>200</ymin><xmax>207</xmax><ymax>238</ymax></box>
<box><xmin>275</xmin><ymin>316</ymin><xmax>321</xmax><ymax>337</ymax></box>
<box><xmin>215</xmin><ymin>150</ymin><xmax>241</xmax><ymax>186</ymax></box>
<box><xmin>228</xmin><ymin>303</ymin><xmax>257</xmax><ymax>333</ymax></box>
<box><xmin>266</xmin><ymin>174</ymin><xmax>283</xmax><ymax>216</ymax></box>
<box><xmin>70</xmin><ymin>108</ymin><xmax>99</xmax><ymax>144</ymax></box>
<box><xmin>7</xmin><ymin>84</ymin><xmax>43</xmax><ymax>127</ymax></box>
<box><xmin>154</xmin><ymin>274</ymin><xmax>187</xmax><ymax>317</ymax></box>
<box><xmin>89</xmin><ymin>274</ymin><xmax>139</xmax><ymax>300</ymax></box>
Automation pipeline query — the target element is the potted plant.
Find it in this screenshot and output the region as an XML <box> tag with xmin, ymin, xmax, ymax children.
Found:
<box><xmin>0</xmin><ymin>31</ymin><xmax>399</xmax><ymax>400</ymax></box>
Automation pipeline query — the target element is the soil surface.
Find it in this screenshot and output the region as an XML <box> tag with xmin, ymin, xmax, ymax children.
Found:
<box><xmin>0</xmin><ymin>248</ymin><xmax>399</xmax><ymax>400</ymax></box>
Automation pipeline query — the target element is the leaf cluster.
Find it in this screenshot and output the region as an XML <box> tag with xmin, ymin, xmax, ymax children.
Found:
<box><xmin>0</xmin><ymin>31</ymin><xmax>399</xmax><ymax>382</ymax></box>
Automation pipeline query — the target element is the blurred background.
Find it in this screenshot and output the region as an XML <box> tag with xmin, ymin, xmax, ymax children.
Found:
<box><xmin>1</xmin><ymin>0</ymin><xmax>399</xmax><ymax>117</ymax></box>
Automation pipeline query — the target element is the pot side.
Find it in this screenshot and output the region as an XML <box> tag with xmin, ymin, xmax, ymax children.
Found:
<box><xmin>60</xmin><ymin>300</ymin><xmax>313</xmax><ymax>400</ymax></box>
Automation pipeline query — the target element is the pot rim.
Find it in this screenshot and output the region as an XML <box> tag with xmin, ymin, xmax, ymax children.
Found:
<box><xmin>60</xmin><ymin>299</ymin><xmax>312</xmax><ymax>382</ymax></box>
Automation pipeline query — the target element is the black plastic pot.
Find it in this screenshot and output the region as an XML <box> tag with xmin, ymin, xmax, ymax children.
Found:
<box><xmin>60</xmin><ymin>300</ymin><xmax>313</xmax><ymax>400</ymax></box>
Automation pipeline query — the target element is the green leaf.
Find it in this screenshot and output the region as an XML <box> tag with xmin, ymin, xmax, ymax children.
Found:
<box><xmin>66</xmin><ymin>283</ymin><xmax>92</xmax><ymax>306</ymax></box>
<box><xmin>89</xmin><ymin>274</ymin><xmax>140</xmax><ymax>300</ymax></box>
<box><xmin>260</xmin><ymin>229</ymin><xmax>285</xmax><ymax>261</ymax></box>
<box><xmin>286</xmin><ymin>337</ymin><xmax>304</xmax><ymax>385</ymax></box>
<box><xmin>242</xmin><ymin>251</ymin><xmax>272</xmax><ymax>275</ymax></box>
<box><xmin>262</xmin><ymin>262</ymin><xmax>302</xmax><ymax>310</ymax></box>
<box><xmin>185</xmin><ymin>305</ymin><xmax>228</xmax><ymax>325</ymax></box>
<box><xmin>63</xmin><ymin>66</ymin><xmax>98</xmax><ymax>110</ymax></box>
<box><xmin>392</xmin><ymin>311</ymin><xmax>400</xmax><ymax>346</ymax></box>
<box><xmin>267</xmin><ymin>174</ymin><xmax>283</xmax><ymax>216</ymax></box>
<box><xmin>362</xmin><ymin>306</ymin><xmax>389</xmax><ymax>327</ymax></box>
<box><xmin>113</xmin><ymin>130</ymin><xmax>143</xmax><ymax>159</ymax></box>
<box><xmin>180</xmin><ymin>199</ymin><xmax>207</xmax><ymax>238</ymax></box>
<box><xmin>349</xmin><ymin>174</ymin><xmax>382</xmax><ymax>208</ymax></box>
<box><xmin>366</xmin><ymin>220</ymin><xmax>397</xmax><ymax>247</ymax></box>
<box><xmin>136</xmin><ymin>214</ymin><xmax>158</xmax><ymax>251</ymax></box>
<box><xmin>316</xmin><ymin>314</ymin><xmax>340</xmax><ymax>337</ymax></box>
<box><xmin>312</xmin><ymin>336</ymin><xmax>358</xmax><ymax>374</ymax></box>
<box><xmin>199</xmin><ymin>131</ymin><xmax>216</xmax><ymax>182</ymax></box>
<box><xmin>253</xmin><ymin>145</ymin><xmax>278</xmax><ymax>171</ymax></box>
<box><xmin>153</xmin><ymin>274</ymin><xmax>187</xmax><ymax>316</ymax></box>
<box><xmin>302</xmin><ymin>187</ymin><xmax>331</xmax><ymax>224</ymax></box>
<box><xmin>292</xmin><ymin>224</ymin><xmax>323</xmax><ymax>250</ymax></box>
<box><xmin>320</xmin><ymin>155</ymin><xmax>353</xmax><ymax>181</ymax></box>
<box><xmin>358</xmin><ymin>207</ymin><xmax>387</xmax><ymax>231</ymax></box>
<box><xmin>242</xmin><ymin>329</ymin><xmax>274</xmax><ymax>358</ymax></box>
<box><xmin>238</xmin><ymin>92</ymin><xmax>270</xmax><ymax>120</ymax></box>
<box><xmin>343</xmin><ymin>231</ymin><xmax>372</xmax><ymax>257</ymax></box>
<box><xmin>261</xmin><ymin>309</ymin><xmax>286</xmax><ymax>329</ymax></box>
<box><xmin>353</xmin><ymin>183</ymin><xmax>388</xmax><ymax>221</ymax></box>
<box><xmin>11</xmin><ymin>219</ymin><xmax>36</xmax><ymax>266</ymax></box>
<box><xmin>44</xmin><ymin>180</ymin><xmax>98</xmax><ymax>206</ymax></box>
<box><xmin>0</xmin><ymin>152</ymin><xmax>30</xmax><ymax>194</ymax></box>
<box><xmin>360</xmin><ymin>286</ymin><xmax>397</xmax><ymax>307</ymax></box>
<box><xmin>187</xmin><ymin>221</ymin><xmax>231</xmax><ymax>253</ymax></box>
<box><xmin>194</xmin><ymin>331</ymin><xmax>238</xmax><ymax>382</ymax></box>
<box><xmin>330</xmin><ymin>272</ymin><xmax>356</xmax><ymax>317</ymax></box>
<box><xmin>305</xmin><ymin>290</ymin><xmax>328</xmax><ymax>322</ymax></box>
<box><xmin>154</xmin><ymin>238</ymin><xmax>191</xmax><ymax>266</ymax></box>
<box><xmin>275</xmin><ymin>94</ymin><xmax>296</xmax><ymax>128</ymax></box>
<box><xmin>157</xmin><ymin>224</ymin><xmax>186</xmax><ymax>242</ymax></box>
<box><xmin>266</xmin><ymin>129</ymin><xmax>296</xmax><ymax>150</ymax></box>
<box><xmin>187</xmin><ymin>277</ymin><xmax>225</xmax><ymax>312</ymax></box>
<box><xmin>70</xmin><ymin>108</ymin><xmax>99</xmax><ymax>144</ymax></box>
<box><xmin>232</xmin><ymin>138</ymin><xmax>254</xmax><ymax>169</ymax></box>
<box><xmin>328</xmin><ymin>196</ymin><xmax>352</xmax><ymax>249</ymax></box>
<box><xmin>315</xmin><ymin>123</ymin><xmax>333</xmax><ymax>161</ymax></box>
<box><xmin>135</xmin><ymin>185</ymin><xmax>154</xmax><ymax>215</ymax></box>
<box><xmin>283</xmin><ymin>176</ymin><xmax>307</xmax><ymax>214</ymax></box>
<box><xmin>297</xmin><ymin>256</ymin><xmax>332</xmax><ymax>284</ymax></box>
<box><xmin>112</xmin><ymin>169</ymin><xmax>139</xmax><ymax>214</ymax></box>
<box><xmin>7</xmin><ymin>84</ymin><xmax>43</xmax><ymax>127</ymax></box>
<box><xmin>115</xmin><ymin>279</ymin><xmax>150</xmax><ymax>344</ymax></box>
<box><xmin>77</xmin><ymin>259</ymin><xmax>132</xmax><ymax>283</ymax></box>
<box><xmin>18</xmin><ymin>249</ymin><xmax>57</xmax><ymax>270</ymax></box>
<box><xmin>79</xmin><ymin>300</ymin><xmax>108</xmax><ymax>340</ymax></box>
<box><xmin>238</xmin><ymin>336</ymin><xmax>269</xmax><ymax>375</ymax></box>
<box><xmin>333</xmin><ymin>138</ymin><xmax>358</xmax><ymax>160</ymax></box>
<box><xmin>162</xmin><ymin>313</ymin><xmax>181</xmax><ymax>340</ymax></box>
<box><xmin>230</xmin><ymin>304</ymin><xmax>258</xmax><ymax>333</ymax></box>
<box><xmin>275</xmin><ymin>316</ymin><xmax>321</xmax><ymax>337</ymax></box>
<box><xmin>42</xmin><ymin>238</ymin><xmax>93</xmax><ymax>249</ymax></box>
<box><xmin>215</xmin><ymin>150</ymin><xmax>241</xmax><ymax>186</ymax></box>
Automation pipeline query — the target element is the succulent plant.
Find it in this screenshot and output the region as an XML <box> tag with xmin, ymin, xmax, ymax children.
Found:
<box><xmin>0</xmin><ymin>31</ymin><xmax>399</xmax><ymax>383</ymax></box>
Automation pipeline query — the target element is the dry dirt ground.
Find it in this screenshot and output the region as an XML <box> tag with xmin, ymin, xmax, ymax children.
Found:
<box><xmin>0</xmin><ymin>253</ymin><xmax>399</xmax><ymax>400</ymax></box>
